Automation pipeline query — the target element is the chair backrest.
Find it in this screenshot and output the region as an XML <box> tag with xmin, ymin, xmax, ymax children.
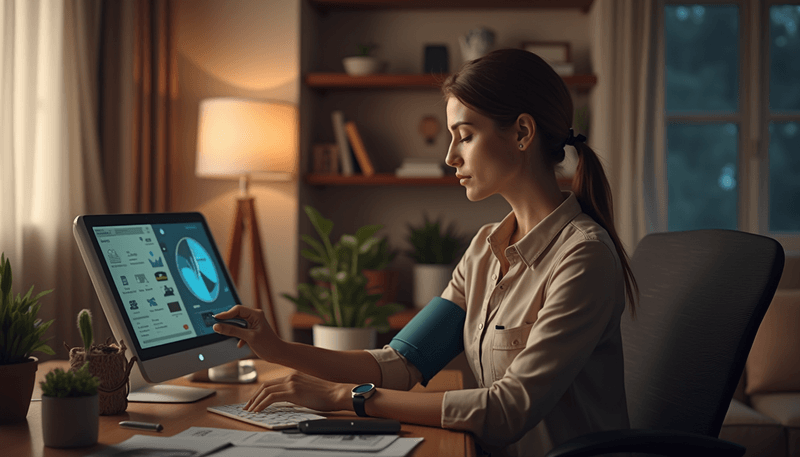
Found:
<box><xmin>622</xmin><ymin>229</ymin><xmax>784</xmax><ymax>437</ymax></box>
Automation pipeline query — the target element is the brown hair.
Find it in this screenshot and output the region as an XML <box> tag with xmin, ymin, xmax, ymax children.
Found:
<box><xmin>442</xmin><ymin>48</ymin><xmax>638</xmax><ymax>315</ymax></box>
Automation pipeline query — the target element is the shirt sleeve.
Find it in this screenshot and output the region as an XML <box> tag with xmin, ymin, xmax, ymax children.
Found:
<box><xmin>440</xmin><ymin>240</ymin><xmax>625</xmax><ymax>448</ymax></box>
<box><xmin>365</xmin><ymin>345</ymin><xmax>424</xmax><ymax>391</ymax></box>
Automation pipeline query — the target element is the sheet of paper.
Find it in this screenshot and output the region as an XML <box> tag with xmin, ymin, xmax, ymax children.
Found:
<box><xmin>275</xmin><ymin>437</ymin><xmax>424</xmax><ymax>457</ymax></box>
<box><xmin>176</xmin><ymin>426</ymin><xmax>314</xmax><ymax>448</ymax></box>
<box><xmin>287</xmin><ymin>434</ymin><xmax>398</xmax><ymax>452</ymax></box>
<box><xmin>85</xmin><ymin>434</ymin><xmax>230</xmax><ymax>457</ymax></box>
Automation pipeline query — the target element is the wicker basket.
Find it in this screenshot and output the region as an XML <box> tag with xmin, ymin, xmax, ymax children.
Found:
<box><xmin>66</xmin><ymin>339</ymin><xmax>136</xmax><ymax>416</ymax></box>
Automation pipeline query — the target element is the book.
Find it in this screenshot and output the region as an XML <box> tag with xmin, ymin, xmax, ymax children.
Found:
<box><xmin>344</xmin><ymin>121</ymin><xmax>375</xmax><ymax>176</ymax></box>
<box><xmin>311</xmin><ymin>143</ymin><xmax>339</xmax><ymax>174</ymax></box>
<box><xmin>331</xmin><ymin>111</ymin><xmax>354</xmax><ymax>176</ymax></box>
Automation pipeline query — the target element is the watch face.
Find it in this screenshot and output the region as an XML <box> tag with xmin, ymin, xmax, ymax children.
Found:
<box><xmin>353</xmin><ymin>383</ymin><xmax>374</xmax><ymax>394</ymax></box>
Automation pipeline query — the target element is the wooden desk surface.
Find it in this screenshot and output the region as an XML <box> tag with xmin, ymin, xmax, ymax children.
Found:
<box><xmin>5</xmin><ymin>360</ymin><xmax>475</xmax><ymax>457</ymax></box>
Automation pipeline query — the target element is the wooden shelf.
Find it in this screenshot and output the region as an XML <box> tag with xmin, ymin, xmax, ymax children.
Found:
<box><xmin>306</xmin><ymin>173</ymin><xmax>574</xmax><ymax>188</ymax></box>
<box><xmin>306</xmin><ymin>173</ymin><xmax>458</xmax><ymax>186</ymax></box>
<box><xmin>305</xmin><ymin>73</ymin><xmax>597</xmax><ymax>91</ymax></box>
<box><xmin>312</xmin><ymin>0</ymin><xmax>594</xmax><ymax>13</ymax></box>
<box><xmin>291</xmin><ymin>309</ymin><xmax>419</xmax><ymax>330</ymax></box>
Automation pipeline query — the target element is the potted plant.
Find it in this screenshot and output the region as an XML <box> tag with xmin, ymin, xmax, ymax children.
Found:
<box><xmin>0</xmin><ymin>253</ymin><xmax>54</xmax><ymax>424</ymax></box>
<box><xmin>40</xmin><ymin>362</ymin><xmax>100</xmax><ymax>448</ymax></box>
<box><xmin>406</xmin><ymin>215</ymin><xmax>465</xmax><ymax>308</ymax></box>
<box><xmin>282</xmin><ymin>206</ymin><xmax>403</xmax><ymax>350</ymax></box>
<box><xmin>342</xmin><ymin>43</ymin><xmax>384</xmax><ymax>76</ymax></box>
<box><xmin>64</xmin><ymin>309</ymin><xmax>136</xmax><ymax>415</ymax></box>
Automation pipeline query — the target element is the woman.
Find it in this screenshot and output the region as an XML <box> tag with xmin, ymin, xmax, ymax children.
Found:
<box><xmin>213</xmin><ymin>48</ymin><xmax>638</xmax><ymax>457</ymax></box>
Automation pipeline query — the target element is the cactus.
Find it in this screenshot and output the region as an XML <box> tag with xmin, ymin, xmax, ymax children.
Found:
<box><xmin>78</xmin><ymin>309</ymin><xmax>93</xmax><ymax>353</ymax></box>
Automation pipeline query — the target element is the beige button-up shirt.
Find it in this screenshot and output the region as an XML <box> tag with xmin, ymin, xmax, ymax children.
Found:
<box><xmin>368</xmin><ymin>192</ymin><xmax>630</xmax><ymax>457</ymax></box>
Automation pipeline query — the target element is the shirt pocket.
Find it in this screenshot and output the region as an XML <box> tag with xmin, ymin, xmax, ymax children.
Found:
<box><xmin>490</xmin><ymin>323</ymin><xmax>534</xmax><ymax>382</ymax></box>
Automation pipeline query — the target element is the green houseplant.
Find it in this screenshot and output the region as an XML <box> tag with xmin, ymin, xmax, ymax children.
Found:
<box><xmin>40</xmin><ymin>363</ymin><xmax>100</xmax><ymax>448</ymax></box>
<box><xmin>406</xmin><ymin>215</ymin><xmax>465</xmax><ymax>308</ymax></box>
<box><xmin>282</xmin><ymin>206</ymin><xmax>403</xmax><ymax>349</ymax></box>
<box><xmin>0</xmin><ymin>253</ymin><xmax>54</xmax><ymax>423</ymax></box>
<box><xmin>65</xmin><ymin>309</ymin><xmax>135</xmax><ymax>415</ymax></box>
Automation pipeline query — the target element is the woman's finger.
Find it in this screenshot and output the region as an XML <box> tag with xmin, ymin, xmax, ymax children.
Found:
<box><xmin>250</xmin><ymin>390</ymin><xmax>292</xmax><ymax>413</ymax></box>
<box><xmin>246</xmin><ymin>383</ymin><xmax>287</xmax><ymax>411</ymax></box>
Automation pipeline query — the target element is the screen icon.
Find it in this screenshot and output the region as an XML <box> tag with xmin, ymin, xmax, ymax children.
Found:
<box><xmin>154</xmin><ymin>271</ymin><xmax>168</xmax><ymax>281</ymax></box>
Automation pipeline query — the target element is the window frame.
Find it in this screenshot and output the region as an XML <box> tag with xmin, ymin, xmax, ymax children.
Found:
<box><xmin>660</xmin><ymin>0</ymin><xmax>800</xmax><ymax>251</ymax></box>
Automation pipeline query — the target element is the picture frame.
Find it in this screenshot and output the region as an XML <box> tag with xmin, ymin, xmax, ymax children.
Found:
<box><xmin>521</xmin><ymin>41</ymin><xmax>571</xmax><ymax>63</ymax></box>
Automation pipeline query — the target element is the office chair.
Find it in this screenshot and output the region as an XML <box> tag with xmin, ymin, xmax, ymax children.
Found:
<box><xmin>545</xmin><ymin>229</ymin><xmax>785</xmax><ymax>457</ymax></box>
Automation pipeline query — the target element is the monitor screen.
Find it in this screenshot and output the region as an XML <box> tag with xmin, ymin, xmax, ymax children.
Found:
<box><xmin>73</xmin><ymin>212</ymin><xmax>251</xmax><ymax>384</ymax></box>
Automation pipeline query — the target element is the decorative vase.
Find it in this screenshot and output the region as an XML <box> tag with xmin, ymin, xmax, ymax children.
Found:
<box><xmin>458</xmin><ymin>27</ymin><xmax>496</xmax><ymax>62</ymax></box>
<box><xmin>363</xmin><ymin>269</ymin><xmax>399</xmax><ymax>306</ymax></box>
<box><xmin>41</xmin><ymin>394</ymin><xmax>99</xmax><ymax>448</ymax></box>
<box><xmin>413</xmin><ymin>264</ymin><xmax>453</xmax><ymax>308</ymax></box>
<box><xmin>0</xmin><ymin>356</ymin><xmax>38</xmax><ymax>424</ymax></box>
<box><xmin>66</xmin><ymin>339</ymin><xmax>136</xmax><ymax>415</ymax></box>
<box><xmin>312</xmin><ymin>324</ymin><xmax>377</xmax><ymax>350</ymax></box>
<box><xmin>342</xmin><ymin>56</ymin><xmax>383</xmax><ymax>76</ymax></box>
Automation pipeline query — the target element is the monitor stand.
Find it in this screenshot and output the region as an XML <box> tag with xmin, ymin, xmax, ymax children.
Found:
<box><xmin>127</xmin><ymin>362</ymin><xmax>215</xmax><ymax>403</ymax></box>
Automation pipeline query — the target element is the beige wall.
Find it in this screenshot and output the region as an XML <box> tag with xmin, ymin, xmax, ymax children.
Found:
<box><xmin>173</xmin><ymin>0</ymin><xmax>300</xmax><ymax>339</ymax></box>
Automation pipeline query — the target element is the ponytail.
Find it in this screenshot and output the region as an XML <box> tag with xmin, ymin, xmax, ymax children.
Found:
<box><xmin>573</xmin><ymin>142</ymin><xmax>639</xmax><ymax>317</ymax></box>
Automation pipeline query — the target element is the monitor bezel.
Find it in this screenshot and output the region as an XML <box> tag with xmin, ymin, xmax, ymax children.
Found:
<box><xmin>73</xmin><ymin>212</ymin><xmax>251</xmax><ymax>383</ymax></box>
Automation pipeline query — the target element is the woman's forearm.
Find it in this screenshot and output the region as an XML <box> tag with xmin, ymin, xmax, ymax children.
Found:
<box><xmin>270</xmin><ymin>340</ymin><xmax>384</xmax><ymax>385</ymax></box>
<box><xmin>365</xmin><ymin>389</ymin><xmax>444</xmax><ymax>427</ymax></box>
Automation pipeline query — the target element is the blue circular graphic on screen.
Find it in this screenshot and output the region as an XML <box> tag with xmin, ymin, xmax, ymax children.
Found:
<box><xmin>175</xmin><ymin>237</ymin><xmax>219</xmax><ymax>302</ymax></box>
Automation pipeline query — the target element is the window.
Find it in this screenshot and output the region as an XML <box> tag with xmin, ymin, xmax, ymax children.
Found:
<box><xmin>663</xmin><ymin>1</ymin><xmax>800</xmax><ymax>246</ymax></box>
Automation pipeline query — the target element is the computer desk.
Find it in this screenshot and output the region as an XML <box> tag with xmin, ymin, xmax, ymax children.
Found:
<box><xmin>6</xmin><ymin>360</ymin><xmax>476</xmax><ymax>457</ymax></box>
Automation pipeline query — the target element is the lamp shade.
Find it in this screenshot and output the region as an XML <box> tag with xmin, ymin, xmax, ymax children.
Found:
<box><xmin>196</xmin><ymin>98</ymin><xmax>298</xmax><ymax>180</ymax></box>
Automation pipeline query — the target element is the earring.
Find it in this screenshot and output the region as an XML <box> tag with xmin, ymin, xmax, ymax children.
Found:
<box><xmin>518</xmin><ymin>144</ymin><xmax>524</xmax><ymax>149</ymax></box>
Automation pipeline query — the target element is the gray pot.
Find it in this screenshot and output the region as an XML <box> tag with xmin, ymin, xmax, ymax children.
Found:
<box><xmin>41</xmin><ymin>394</ymin><xmax>99</xmax><ymax>448</ymax></box>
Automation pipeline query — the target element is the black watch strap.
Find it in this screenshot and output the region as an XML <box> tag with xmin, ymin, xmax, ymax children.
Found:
<box><xmin>353</xmin><ymin>395</ymin><xmax>369</xmax><ymax>417</ymax></box>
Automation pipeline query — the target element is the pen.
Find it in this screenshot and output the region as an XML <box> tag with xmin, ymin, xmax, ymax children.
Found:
<box><xmin>119</xmin><ymin>421</ymin><xmax>164</xmax><ymax>432</ymax></box>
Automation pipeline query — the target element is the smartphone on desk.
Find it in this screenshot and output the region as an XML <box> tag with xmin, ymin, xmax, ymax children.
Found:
<box><xmin>298</xmin><ymin>418</ymin><xmax>401</xmax><ymax>435</ymax></box>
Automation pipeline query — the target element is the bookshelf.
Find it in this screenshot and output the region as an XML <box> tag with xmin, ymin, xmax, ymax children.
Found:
<box><xmin>297</xmin><ymin>1</ymin><xmax>596</xmax><ymax>312</ymax></box>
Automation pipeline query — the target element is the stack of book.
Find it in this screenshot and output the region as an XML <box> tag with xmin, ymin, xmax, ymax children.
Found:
<box><xmin>394</xmin><ymin>158</ymin><xmax>444</xmax><ymax>178</ymax></box>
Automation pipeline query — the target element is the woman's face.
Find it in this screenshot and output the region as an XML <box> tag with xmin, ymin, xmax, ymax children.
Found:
<box><xmin>445</xmin><ymin>97</ymin><xmax>522</xmax><ymax>202</ymax></box>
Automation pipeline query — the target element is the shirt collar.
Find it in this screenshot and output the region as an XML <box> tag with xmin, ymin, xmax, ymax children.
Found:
<box><xmin>486</xmin><ymin>192</ymin><xmax>583</xmax><ymax>268</ymax></box>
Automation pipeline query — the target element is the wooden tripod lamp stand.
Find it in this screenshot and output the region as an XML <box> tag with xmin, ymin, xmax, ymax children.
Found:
<box><xmin>196</xmin><ymin>97</ymin><xmax>298</xmax><ymax>341</ymax></box>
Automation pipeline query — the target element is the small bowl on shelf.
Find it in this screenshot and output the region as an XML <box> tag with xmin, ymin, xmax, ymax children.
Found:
<box><xmin>342</xmin><ymin>56</ymin><xmax>383</xmax><ymax>76</ymax></box>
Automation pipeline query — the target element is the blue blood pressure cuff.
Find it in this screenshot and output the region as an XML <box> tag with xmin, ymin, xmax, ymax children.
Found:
<box><xmin>389</xmin><ymin>297</ymin><xmax>466</xmax><ymax>386</ymax></box>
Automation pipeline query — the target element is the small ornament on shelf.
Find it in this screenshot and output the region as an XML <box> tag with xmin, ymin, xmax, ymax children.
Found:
<box><xmin>311</xmin><ymin>143</ymin><xmax>340</xmax><ymax>175</ymax></box>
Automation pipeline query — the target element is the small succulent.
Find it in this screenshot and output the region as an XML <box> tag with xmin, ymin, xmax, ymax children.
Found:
<box><xmin>0</xmin><ymin>253</ymin><xmax>54</xmax><ymax>365</ymax></box>
<box><xmin>40</xmin><ymin>363</ymin><xmax>100</xmax><ymax>398</ymax></box>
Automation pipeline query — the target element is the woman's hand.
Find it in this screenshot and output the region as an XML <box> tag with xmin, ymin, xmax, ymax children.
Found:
<box><xmin>244</xmin><ymin>370</ymin><xmax>351</xmax><ymax>413</ymax></box>
<box><xmin>212</xmin><ymin>305</ymin><xmax>283</xmax><ymax>363</ymax></box>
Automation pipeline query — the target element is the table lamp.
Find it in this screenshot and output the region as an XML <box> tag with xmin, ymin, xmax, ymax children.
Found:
<box><xmin>196</xmin><ymin>98</ymin><xmax>297</xmax><ymax>370</ymax></box>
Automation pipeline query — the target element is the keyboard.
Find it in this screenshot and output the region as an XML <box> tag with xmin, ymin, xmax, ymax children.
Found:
<box><xmin>207</xmin><ymin>402</ymin><xmax>326</xmax><ymax>430</ymax></box>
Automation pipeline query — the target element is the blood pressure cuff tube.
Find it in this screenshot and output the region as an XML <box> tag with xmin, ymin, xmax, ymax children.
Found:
<box><xmin>389</xmin><ymin>297</ymin><xmax>466</xmax><ymax>386</ymax></box>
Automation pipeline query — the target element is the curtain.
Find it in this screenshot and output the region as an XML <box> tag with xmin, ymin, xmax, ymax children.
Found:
<box><xmin>589</xmin><ymin>0</ymin><xmax>664</xmax><ymax>252</ymax></box>
<box><xmin>0</xmin><ymin>0</ymin><xmax>111</xmax><ymax>359</ymax></box>
<box><xmin>100</xmin><ymin>0</ymin><xmax>177</xmax><ymax>215</ymax></box>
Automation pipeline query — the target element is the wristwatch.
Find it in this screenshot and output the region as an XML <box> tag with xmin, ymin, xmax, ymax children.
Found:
<box><xmin>351</xmin><ymin>383</ymin><xmax>376</xmax><ymax>417</ymax></box>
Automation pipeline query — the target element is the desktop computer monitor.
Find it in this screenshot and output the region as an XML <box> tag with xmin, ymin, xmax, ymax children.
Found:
<box><xmin>73</xmin><ymin>212</ymin><xmax>253</xmax><ymax>402</ymax></box>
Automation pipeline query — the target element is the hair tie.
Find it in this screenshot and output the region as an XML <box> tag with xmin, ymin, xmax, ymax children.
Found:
<box><xmin>563</xmin><ymin>128</ymin><xmax>587</xmax><ymax>147</ymax></box>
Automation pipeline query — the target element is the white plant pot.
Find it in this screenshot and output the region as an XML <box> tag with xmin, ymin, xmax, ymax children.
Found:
<box><xmin>413</xmin><ymin>264</ymin><xmax>454</xmax><ymax>308</ymax></box>
<box><xmin>313</xmin><ymin>324</ymin><xmax>377</xmax><ymax>350</ymax></box>
<box><xmin>342</xmin><ymin>56</ymin><xmax>383</xmax><ymax>76</ymax></box>
<box><xmin>41</xmin><ymin>394</ymin><xmax>99</xmax><ymax>448</ymax></box>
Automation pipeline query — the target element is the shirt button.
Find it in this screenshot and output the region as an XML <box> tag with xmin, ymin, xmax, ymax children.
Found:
<box><xmin>491</xmin><ymin>274</ymin><xmax>497</xmax><ymax>280</ymax></box>
<box><xmin>499</xmin><ymin>285</ymin><xmax>505</xmax><ymax>290</ymax></box>
<box><xmin>478</xmin><ymin>323</ymin><xmax>484</xmax><ymax>330</ymax></box>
